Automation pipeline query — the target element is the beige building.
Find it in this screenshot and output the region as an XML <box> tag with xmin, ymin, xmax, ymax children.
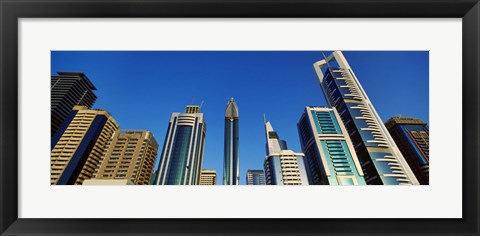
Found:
<box><xmin>93</xmin><ymin>130</ymin><xmax>158</xmax><ymax>185</ymax></box>
<box><xmin>199</xmin><ymin>169</ymin><xmax>217</xmax><ymax>185</ymax></box>
<box><xmin>51</xmin><ymin>106</ymin><xmax>119</xmax><ymax>185</ymax></box>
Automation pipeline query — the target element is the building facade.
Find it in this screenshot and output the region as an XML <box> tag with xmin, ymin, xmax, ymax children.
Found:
<box><xmin>264</xmin><ymin>120</ymin><xmax>309</xmax><ymax>185</ymax></box>
<box><xmin>199</xmin><ymin>169</ymin><xmax>217</xmax><ymax>185</ymax></box>
<box><xmin>155</xmin><ymin>105</ymin><xmax>206</xmax><ymax>185</ymax></box>
<box><xmin>298</xmin><ymin>106</ymin><xmax>366</xmax><ymax>185</ymax></box>
<box><xmin>246</xmin><ymin>170</ymin><xmax>266</xmax><ymax>185</ymax></box>
<box><xmin>51</xmin><ymin>72</ymin><xmax>97</xmax><ymax>137</ymax></box>
<box><xmin>223</xmin><ymin>98</ymin><xmax>240</xmax><ymax>185</ymax></box>
<box><xmin>385</xmin><ymin>116</ymin><xmax>429</xmax><ymax>185</ymax></box>
<box><xmin>51</xmin><ymin>106</ymin><xmax>119</xmax><ymax>185</ymax></box>
<box><xmin>150</xmin><ymin>170</ymin><xmax>159</xmax><ymax>185</ymax></box>
<box><xmin>82</xmin><ymin>179</ymin><xmax>134</xmax><ymax>185</ymax></box>
<box><xmin>93</xmin><ymin>130</ymin><xmax>159</xmax><ymax>185</ymax></box>
<box><xmin>313</xmin><ymin>51</ymin><xmax>419</xmax><ymax>185</ymax></box>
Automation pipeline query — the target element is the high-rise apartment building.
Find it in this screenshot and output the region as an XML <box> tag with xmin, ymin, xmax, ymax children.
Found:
<box><xmin>51</xmin><ymin>106</ymin><xmax>119</xmax><ymax>185</ymax></box>
<box><xmin>93</xmin><ymin>130</ymin><xmax>158</xmax><ymax>185</ymax></box>
<box><xmin>298</xmin><ymin>106</ymin><xmax>366</xmax><ymax>185</ymax></box>
<box><xmin>264</xmin><ymin>120</ymin><xmax>309</xmax><ymax>185</ymax></box>
<box><xmin>246</xmin><ymin>170</ymin><xmax>266</xmax><ymax>185</ymax></box>
<box><xmin>199</xmin><ymin>169</ymin><xmax>217</xmax><ymax>185</ymax></box>
<box><xmin>385</xmin><ymin>116</ymin><xmax>429</xmax><ymax>185</ymax></box>
<box><xmin>223</xmin><ymin>98</ymin><xmax>240</xmax><ymax>185</ymax></box>
<box><xmin>155</xmin><ymin>105</ymin><xmax>206</xmax><ymax>185</ymax></box>
<box><xmin>51</xmin><ymin>72</ymin><xmax>97</xmax><ymax>137</ymax></box>
<box><xmin>313</xmin><ymin>51</ymin><xmax>419</xmax><ymax>185</ymax></box>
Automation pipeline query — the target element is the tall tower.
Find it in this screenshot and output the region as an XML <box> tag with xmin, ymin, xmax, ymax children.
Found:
<box><xmin>313</xmin><ymin>51</ymin><xmax>419</xmax><ymax>185</ymax></box>
<box><xmin>155</xmin><ymin>105</ymin><xmax>206</xmax><ymax>185</ymax></box>
<box><xmin>51</xmin><ymin>106</ymin><xmax>119</xmax><ymax>185</ymax></box>
<box><xmin>223</xmin><ymin>97</ymin><xmax>240</xmax><ymax>185</ymax></box>
<box><xmin>246</xmin><ymin>170</ymin><xmax>266</xmax><ymax>185</ymax></box>
<box><xmin>264</xmin><ymin>120</ymin><xmax>309</xmax><ymax>185</ymax></box>
<box><xmin>297</xmin><ymin>106</ymin><xmax>366</xmax><ymax>185</ymax></box>
<box><xmin>385</xmin><ymin>116</ymin><xmax>429</xmax><ymax>184</ymax></box>
<box><xmin>93</xmin><ymin>130</ymin><xmax>159</xmax><ymax>185</ymax></box>
<box><xmin>51</xmin><ymin>72</ymin><xmax>97</xmax><ymax>137</ymax></box>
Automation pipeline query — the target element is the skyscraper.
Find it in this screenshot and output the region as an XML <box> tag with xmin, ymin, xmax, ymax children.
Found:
<box><xmin>150</xmin><ymin>170</ymin><xmax>159</xmax><ymax>185</ymax></box>
<box><xmin>155</xmin><ymin>105</ymin><xmax>206</xmax><ymax>185</ymax></box>
<box><xmin>297</xmin><ymin>106</ymin><xmax>366</xmax><ymax>185</ymax></box>
<box><xmin>313</xmin><ymin>51</ymin><xmax>419</xmax><ymax>185</ymax></box>
<box><xmin>264</xmin><ymin>120</ymin><xmax>309</xmax><ymax>185</ymax></box>
<box><xmin>93</xmin><ymin>130</ymin><xmax>159</xmax><ymax>185</ymax></box>
<box><xmin>223</xmin><ymin>97</ymin><xmax>240</xmax><ymax>185</ymax></box>
<box><xmin>385</xmin><ymin>116</ymin><xmax>429</xmax><ymax>185</ymax></box>
<box><xmin>51</xmin><ymin>72</ymin><xmax>97</xmax><ymax>137</ymax></box>
<box><xmin>246</xmin><ymin>170</ymin><xmax>266</xmax><ymax>185</ymax></box>
<box><xmin>51</xmin><ymin>106</ymin><xmax>119</xmax><ymax>185</ymax></box>
<box><xmin>199</xmin><ymin>169</ymin><xmax>217</xmax><ymax>185</ymax></box>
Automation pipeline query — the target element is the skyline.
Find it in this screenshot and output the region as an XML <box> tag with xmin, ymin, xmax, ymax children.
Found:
<box><xmin>51</xmin><ymin>51</ymin><xmax>429</xmax><ymax>185</ymax></box>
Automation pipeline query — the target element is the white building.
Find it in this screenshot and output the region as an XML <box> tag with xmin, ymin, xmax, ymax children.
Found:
<box><xmin>263</xmin><ymin>120</ymin><xmax>309</xmax><ymax>185</ymax></box>
<box><xmin>313</xmin><ymin>51</ymin><xmax>419</xmax><ymax>185</ymax></box>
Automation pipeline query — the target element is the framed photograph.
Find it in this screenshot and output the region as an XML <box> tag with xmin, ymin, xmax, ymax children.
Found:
<box><xmin>1</xmin><ymin>0</ymin><xmax>479</xmax><ymax>235</ymax></box>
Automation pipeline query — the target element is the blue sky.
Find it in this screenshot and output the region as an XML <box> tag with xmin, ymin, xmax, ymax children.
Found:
<box><xmin>51</xmin><ymin>51</ymin><xmax>429</xmax><ymax>185</ymax></box>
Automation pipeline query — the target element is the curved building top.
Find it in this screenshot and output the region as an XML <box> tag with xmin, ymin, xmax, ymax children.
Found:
<box><xmin>225</xmin><ymin>97</ymin><xmax>239</xmax><ymax>119</ymax></box>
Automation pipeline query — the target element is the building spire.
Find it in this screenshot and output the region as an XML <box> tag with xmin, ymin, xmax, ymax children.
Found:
<box><xmin>264</xmin><ymin>119</ymin><xmax>283</xmax><ymax>155</ymax></box>
<box><xmin>224</xmin><ymin>97</ymin><xmax>239</xmax><ymax>119</ymax></box>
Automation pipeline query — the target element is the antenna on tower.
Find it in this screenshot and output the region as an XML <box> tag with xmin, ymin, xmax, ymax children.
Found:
<box><xmin>200</xmin><ymin>100</ymin><xmax>204</xmax><ymax>109</ymax></box>
<box><xmin>263</xmin><ymin>113</ymin><xmax>267</xmax><ymax>124</ymax></box>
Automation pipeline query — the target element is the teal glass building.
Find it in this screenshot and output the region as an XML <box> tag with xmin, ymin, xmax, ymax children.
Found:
<box><xmin>223</xmin><ymin>98</ymin><xmax>240</xmax><ymax>185</ymax></box>
<box><xmin>298</xmin><ymin>106</ymin><xmax>366</xmax><ymax>185</ymax></box>
<box><xmin>313</xmin><ymin>51</ymin><xmax>419</xmax><ymax>185</ymax></box>
<box><xmin>154</xmin><ymin>105</ymin><xmax>206</xmax><ymax>185</ymax></box>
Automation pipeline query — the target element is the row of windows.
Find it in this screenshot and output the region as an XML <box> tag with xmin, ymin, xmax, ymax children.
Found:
<box><xmin>323</xmin><ymin>140</ymin><xmax>355</xmax><ymax>176</ymax></box>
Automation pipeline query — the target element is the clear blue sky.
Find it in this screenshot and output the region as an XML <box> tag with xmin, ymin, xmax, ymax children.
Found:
<box><xmin>51</xmin><ymin>51</ymin><xmax>429</xmax><ymax>185</ymax></box>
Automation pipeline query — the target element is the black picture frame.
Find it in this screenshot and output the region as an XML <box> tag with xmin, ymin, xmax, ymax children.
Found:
<box><xmin>1</xmin><ymin>0</ymin><xmax>479</xmax><ymax>235</ymax></box>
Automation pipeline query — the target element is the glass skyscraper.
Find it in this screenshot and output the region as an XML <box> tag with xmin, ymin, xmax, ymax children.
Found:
<box><xmin>264</xmin><ymin>120</ymin><xmax>309</xmax><ymax>185</ymax></box>
<box><xmin>313</xmin><ymin>51</ymin><xmax>419</xmax><ymax>185</ymax></box>
<box><xmin>298</xmin><ymin>106</ymin><xmax>366</xmax><ymax>185</ymax></box>
<box><xmin>154</xmin><ymin>105</ymin><xmax>206</xmax><ymax>185</ymax></box>
<box><xmin>385</xmin><ymin>116</ymin><xmax>429</xmax><ymax>185</ymax></box>
<box><xmin>223</xmin><ymin>98</ymin><xmax>240</xmax><ymax>185</ymax></box>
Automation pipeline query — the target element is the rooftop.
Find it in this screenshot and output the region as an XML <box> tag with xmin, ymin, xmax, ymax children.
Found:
<box><xmin>55</xmin><ymin>71</ymin><xmax>97</xmax><ymax>90</ymax></box>
<box><xmin>385</xmin><ymin>116</ymin><xmax>428</xmax><ymax>128</ymax></box>
<box><xmin>225</xmin><ymin>97</ymin><xmax>239</xmax><ymax>118</ymax></box>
